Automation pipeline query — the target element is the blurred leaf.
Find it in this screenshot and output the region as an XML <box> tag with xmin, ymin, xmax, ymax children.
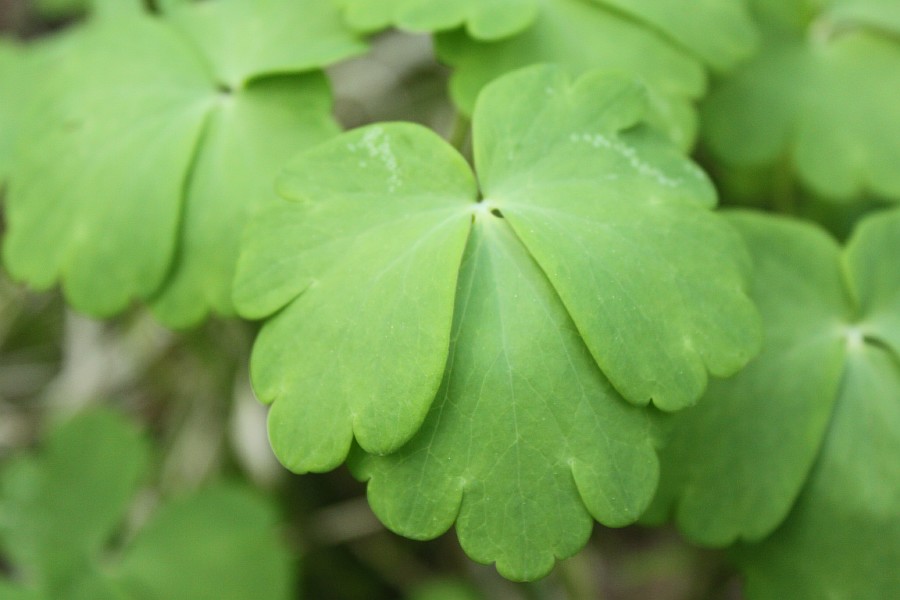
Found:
<box><xmin>116</xmin><ymin>484</ymin><xmax>294</xmax><ymax>600</ymax></box>
<box><xmin>3</xmin><ymin>1</ymin><xmax>362</xmax><ymax>324</ymax></box>
<box><xmin>0</xmin><ymin>410</ymin><xmax>296</xmax><ymax>600</ymax></box>
<box><xmin>646</xmin><ymin>209</ymin><xmax>900</xmax><ymax>597</ymax></box>
<box><xmin>702</xmin><ymin>1</ymin><xmax>900</xmax><ymax>201</ymax></box>
<box><xmin>645</xmin><ymin>213</ymin><xmax>850</xmax><ymax>545</ymax></box>
<box><xmin>0</xmin><ymin>410</ymin><xmax>149</xmax><ymax>593</ymax></box>
<box><xmin>436</xmin><ymin>0</ymin><xmax>758</xmax><ymax>148</ymax></box>
<box><xmin>333</xmin><ymin>0</ymin><xmax>539</xmax><ymax>40</ymax></box>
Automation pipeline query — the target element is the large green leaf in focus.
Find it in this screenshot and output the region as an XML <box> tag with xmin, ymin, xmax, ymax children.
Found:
<box><xmin>436</xmin><ymin>0</ymin><xmax>758</xmax><ymax>147</ymax></box>
<box><xmin>0</xmin><ymin>411</ymin><xmax>149</xmax><ymax>594</ymax></box>
<box><xmin>2</xmin><ymin>1</ymin><xmax>363</xmax><ymax>324</ymax></box>
<box><xmin>702</xmin><ymin>1</ymin><xmax>900</xmax><ymax>201</ymax></box>
<box><xmin>645</xmin><ymin>209</ymin><xmax>900</xmax><ymax>597</ymax></box>
<box><xmin>333</xmin><ymin>0</ymin><xmax>539</xmax><ymax>40</ymax></box>
<box><xmin>116</xmin><ymin>484</ymin><xmax>293</xmax><ymax>600</ymax></box>
<box><xmin>354</xmin><ymin>217</ymin><xmax>660</xmax><ymax>581</ymax></box>
<box><xmin>235</xmin><ymin>65</ymin><xmax>760</xmax><ymax>578</ymax></box>
<box><xmin>234</xmin><ymin>123</ymin><xmax>476</xmax><ymax>471</ymax></box>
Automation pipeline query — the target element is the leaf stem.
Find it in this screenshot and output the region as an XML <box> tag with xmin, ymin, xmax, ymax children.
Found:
<box><xmin>447</xmin><ymin>112</ymin><xmax>472</xmax><ymax>157</ymax></box>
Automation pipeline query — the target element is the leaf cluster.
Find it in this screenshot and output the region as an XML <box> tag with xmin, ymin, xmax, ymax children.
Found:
<box><xmin>1</xmin><ymin>0</ymin><xmax>899</xmax><ymax>595</ymax></box>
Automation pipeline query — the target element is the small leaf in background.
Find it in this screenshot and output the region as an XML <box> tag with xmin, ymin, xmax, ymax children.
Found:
<box><xmin>0</xmin><ymin>410</ymin><xmax>150</xmax><ymax>594</ymax></box>
<box><xmin>332</xmin><ymin>0</ymin><xmax>539</xmax><ymax>40</ymax></box>
<box><xmin>406</xmin><ymin>580</ymin><xmax>483</xmax><ymax>600</ymax></box>
<box><xmin>436</xmin><ymin>0</ymin><xmax>758</xmax><ymax>147</ymax></box>
<box><xmin>236</xmin><ymin>64</ymin><xmax>760</xmax><ymax>579</ymax></box>
<box><xmin>2</xmin><ymin>0</ymin><xmax>364</xmax><ymax>324</ymax></box>
<box><xmin>117</xmin><ymin>484</ymin><xmax>294</xmax><ymax>600</ymax></box>
<box><xmin>646</xmin><ymin>209</ymin><xmax>900</xmax><ymax>597</ymax></box>
<box><xmin>0</xmin><ymin>410</ymin><xmax>295</xmax><ymax>600</ymax></box>
<box><xmin>702</xmin><ymin>0</ymin><xmax>900</xmax><ymax>201</ymax></box>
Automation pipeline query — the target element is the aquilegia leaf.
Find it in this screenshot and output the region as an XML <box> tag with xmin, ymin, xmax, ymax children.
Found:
<box><xmin>2</xmin><ymin>0</ymin><xmax>364</xmax><ymax>325</ymax></box>
<box><xmin>646</xmin><ymin>209</ymin><xmax>900</xmax><ymax>598</ymax></box>
<box><xmin>436</xmin><ymin>0</ymin><xmax>758</xmax><ymax>147</ymax></box>
<box><xmin>234</xmin><ymin>65</ymin><xmax>761</xmax><ymax>579</ymax></box>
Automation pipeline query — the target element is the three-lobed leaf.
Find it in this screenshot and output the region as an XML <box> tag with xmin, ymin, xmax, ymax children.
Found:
<box><xmin>234</xmin><ymin>64</ymin><xmax>760</xmax><ymax>579</ymax></box>
<box><xmin>2</xmin><ymin>0</ymin><xmax>363</xmax><ymax>325</ymax></box>
<box><xmin>646</xmin><ymin>209</ymin><xmax>900</xmax><ymax>598</ymax></box>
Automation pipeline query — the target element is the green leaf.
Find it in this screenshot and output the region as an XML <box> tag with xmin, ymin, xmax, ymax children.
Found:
<box><xmin>588</xmin><ymin>0</ymin><xmax>759</xmax><ymax>71</ymax></box>
<box><xmin>827</xmin><ymin>0</ymin><xmax>900</xmax><ymax>35</ymax></box>
<box><xmin>234</xmin><ymin>123</ymin><xmax>476</xmax><ymax>471</ymax></box>
<box><xmin>3</xmin><ymin>2</ymin><xmax>363</xmax><ymax>323</ymax></box>
<box><xmin>168</xmin><ymin>0</ymin><xmax>367</xmax><ymax>88</ymax></box>
<box><xmin>353</xmin><ymin>216</ymin><xmax>660</xmax><ymax>581</ymax></box>
<box><xmin>149</xmin><ymin>74</ymin><xmax>340</xmax><ymax>327</ymax></box>
<box><xmin>475</xmin><ymin>68</ymin><xmax>760</xmax><ymax>412</ymax></box>
<box><xmin>735</xmin><ymin>343</ymin><xmax>900</xmax><ymax>599</ymax></box>
<box><xmin>333</xmin><ymin>0</ymin><xmax>539</xmax><ymax>40</ymax></box>
<box><xmin>702</xmin><ymin>3</ymin><xmax>900</xmax><ymax>201</ymax></box>
<box><xmin>0</xmin><ymin>410</ymin><xmax>149</xmax><ymax>593</ymax></box>
<box><xmin>435</xmin><ymin>0</ymin><xmax>758</xmax><ymax>147</ymax></box>
<box><xmin>0</xmin><ymin>40</ymin><xmax>20</xmax><ymax>184</ymax></box>
<box><xmin>0</xmin><ymin>410</ymin><xmax>296</xmax><ymax>600</ymax></box>
<box><xmin>236</xmin><ymin>65</ymin><xmax>759</xmax><ymax>578</ymax></box>
<box><xmin>646</xmin><ymin>209</ymin><xmax>900</xmax><ymax>597</ymax></box>
<box><xmin>645</xmin><ymin>213</ymin><xmax>851</xmax><ymax>545</ymax></box>
<box><xmin>116</xmin><ymin>484</ymin><xmax>293</xmax><ymax>600</ymax></box>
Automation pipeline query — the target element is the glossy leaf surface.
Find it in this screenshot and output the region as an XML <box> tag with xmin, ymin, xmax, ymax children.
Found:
<box><xmin>235</xmin><ymin>65</ymin><xmax>760</xmax><ymax>578</ymax></box>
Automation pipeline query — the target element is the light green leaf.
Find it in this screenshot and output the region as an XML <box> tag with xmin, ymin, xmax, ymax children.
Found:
<box><xmin>168</xmin><ymin>0</ymin><xmax>366</xmax><ymax>88</ymax></box>
<box><xmin>0</xmin><ymin>410</ymin><xmax>149</xmax><ymax>593</ymax></box>
<box><xmin>116</xmin><ymin>484</ymin><xmax>293</xmax><ymax>600</ymax></box>
<box><xmin>827</xmin><ymin>0</ymin><xmax>900</xmax><ymax>35</ymax></box>
<box><xmin>589</xmin><ymin>0</ymin><xmax>759</xmax><ymax>71</ymax></box>
<box><xmin>333</xmin><ymin>0</ymin><xmax>539</xmax><ymax>40</ymax></box>
<box><xmin>0</xmin><ymin>40</ymin><xmax>20</xmax><ymax>184</ymax></box>
<box><xmin>645</xmin><ymin>208</ymin><xmax>900</xmax><ymax>598</ymax></box>
<box><xmin>236</xmin><ymin>65</ymin><xmax>759</xmax><ymax>578</ymax></box>
<box><xmin>476</xmin><ymin>68</ymin><xmax>760</xmax><ymax>411</ymax></box>
<box><xmin>436</xmin><ymin>0</ymin><xmax>706</xmax><ymax>147</ymax></box>
<box><xmin>702</xmin><ymin>3</ymin><xmax>900</xmax><ymax>201</ymax></box>
<box><xmin>354</xmin><ymin>218</ymin><xmax>660</xmax><ymax>581</ymax></box>
<box><xmin>645</xmin><ymin>213</ymin><xmax>851</xmax><ymax>545</ymax></box>
<box><xmin>3</xmin><ymin>3</ymin><xmax>362</xmax><ymax>323</ymax></box>
<box><xmin>736</xmin><ymin>343</ymin><xmax>900</xmax><ymax>599</ymax></box>
<box><xmin>234</xmin><ymin>123</ymin><xmax>475</xmax><ymax>471</ymax></box>
<box><xmin>0</xmin><ymin>410</ymin><xmax>296</xmax><ymax>600</ymax></box>
<box><xmin>149</xmin><ymin>74</ymin><xmax>339</xmax><ymax>327</ymax></box>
